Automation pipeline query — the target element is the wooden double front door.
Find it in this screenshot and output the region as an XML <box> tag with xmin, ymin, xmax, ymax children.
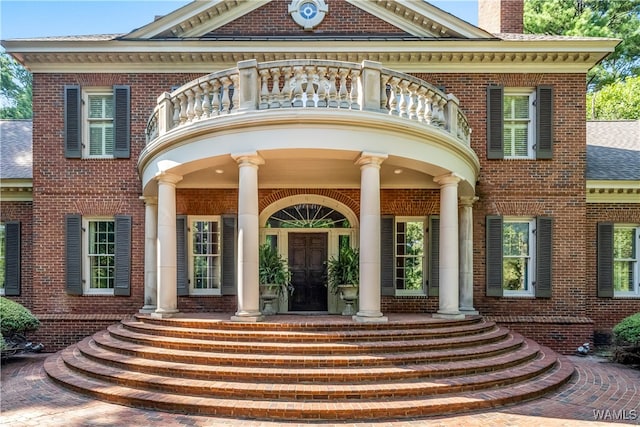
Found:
<box><xmin>288</xmin><ymin>233</ymin><xmax>328</xmax><ymax>311</ymax></box>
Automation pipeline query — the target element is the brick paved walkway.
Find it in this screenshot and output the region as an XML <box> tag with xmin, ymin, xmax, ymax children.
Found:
<box><xmin>1</xmin><ymin>353</ymin><xmax>638</xmax><ymax>426</ymax></box>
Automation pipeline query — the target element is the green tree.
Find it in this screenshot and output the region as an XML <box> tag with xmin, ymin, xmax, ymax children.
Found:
<box><xmin>524</xmin><ymin>0</ymin><xmax>640</xmax><ymax>90</ymax></box>
<box><xmin>0</xmin><ymin>52</ymin><xmax>32</xmax><ymax>119</ymax></box>
<box><xmin>586</xmin><ymin>75</ymin><xmax>640</xmax><ymax>119</ymax></box>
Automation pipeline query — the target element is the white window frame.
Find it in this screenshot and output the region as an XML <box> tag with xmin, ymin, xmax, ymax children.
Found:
<box><xmin>503</xmin><ymin>88</ymin><xmax>536</xmax><ymax>159</ymax></box>
<box><xmin>503</xmin><ymin>217</ymin><xmax>536</xmax><ymax>297</ymax></box>
<box><xmin>613</xmin><ymin>224</ymin><xmax>640</xmax><ymax>298</ymax></box>
<box><xmin>82</xmin><ymin>217</ymin><xmax>115</xmax><ymax>295</ymax></box>
<box><xmin>0</xmin><ymin>222</ymin><xmax>5</xmax><ymax>296</ymax></box>
<box><xmin>189</xmin><ymin>216</ymin><xmax>222</xmax><ymax>296</ymax></box>
<box><xmin>395</xmin><ymin>216</ymin><xmax>426</xmax><ymax>296</ymax></box>
<box><xmin>83</xmin><ymin>87</ymin><xmax>114</xmax><ymax>159</ymax></box>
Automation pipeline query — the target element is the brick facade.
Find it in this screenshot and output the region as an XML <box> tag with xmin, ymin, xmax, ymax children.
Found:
<box><xmin>3</xmin><ymin>1</ymin><xmax>637</xmax><ymax>355</ymax></box>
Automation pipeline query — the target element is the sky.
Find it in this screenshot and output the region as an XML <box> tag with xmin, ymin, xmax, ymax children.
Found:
<box><xmin>0</xmin><ymin>0</ymin><xmax>478</xmax><ymax>40</ymax></box>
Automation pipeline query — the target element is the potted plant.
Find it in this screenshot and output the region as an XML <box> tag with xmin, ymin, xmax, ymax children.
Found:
<box><xmin>326</xmin><ymin>246</ymin><xmax>359</xmax><ymax>315</ymax></box>
<box><xmin>258</xmin><ymin>243</ymin><xmax>293</xmax><ymax>315</ymax></box>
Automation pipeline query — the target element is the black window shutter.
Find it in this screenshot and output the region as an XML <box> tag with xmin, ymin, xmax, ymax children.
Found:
<box><xmin>64</xmin><ymin>85</ymin><xmax>82</xmax><ymax>158</ymax></box>
<box><xmin>486</xmin><ymin>215</ymin><xmax>504</xmax><ymax>297</ymax></box>
<box><xmin>487</xmin><ymin>85</ymin><xmax>504</xmax><ymax>159</ymax></box>
<box><xmin>114</xmin><ymin>215</ymin><xmax>132</xmax><ymax>296</ymax></box>
<box><xmin>536</xmin><ymin>85</ymin><xmax>553</xmax><ymax>159</ymax></box>
<box><xmin>597</xmin><ymin>222</ymin><xmax>614</xmax><ymax>298</ymax></box>
<box><xmin>65</xmin><ymin>214</ymin><xmax>83</xmax><ymax>295</ymax></box>
<box><xmin>535</xmin><ymin>216</ymin><xmax>553</xmax><ymax>298</ymax></box>
<box><xmin>4</xmin><ymin>221</ymin><xmax>21</xmax><ymax>296</ymax></box>
<box><xmin>428</xmin><ymin>216</ymin><xmax>440</xmax><ymax>297</ymax></box>
<box><xmin>176</xmin><ymin>215</ymin><xmax>189</xmax><ymax>296</ymax></box>
<box><xmin>380</xmin><ymin>216</ymin><xmax>394</xmax><ymax>296</ymax></box>
<box><xmin>113</xmin><ymin>85</ymin><xmax>131</xmax><ymax>158</ymax></box>
<box><xmin>221</xmin><ymin>215</ymin><xmax>237</xmax><ymax>296</ymax></box>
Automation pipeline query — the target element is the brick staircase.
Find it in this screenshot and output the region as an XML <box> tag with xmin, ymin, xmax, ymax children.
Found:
<box><xmin>44</xmin><ymin>313</ymin><xmax>574</xmax><ymax>421</ymax></box>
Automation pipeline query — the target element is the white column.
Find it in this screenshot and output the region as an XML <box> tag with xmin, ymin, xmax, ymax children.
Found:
<box><xmin>459</xmin><ymin>196</ymin><xmax>479</xmax><ymax>315</ymax></box>
<box><xmin>354</xmin><ymin>152</ymin><xmax>388</xmax><ymax>323</ymax></box>
<box><xmin>152</xmin><ymin>173</ymin><xmax>182</xmax><ymax>318</ymax></box>
<box><xmin>231</xmin><ymin>153</ymin><xmax>264</xmax><ymax>322</ymax></box>
<box><xmin>139</xmin><ymin>196</ymin><xmax>158</xmax><ymax>313</ymax></box>
<box><xmin>433</xmin><ymin>173</ymin><xmax>465</xmax><ymax>320</ymax></box>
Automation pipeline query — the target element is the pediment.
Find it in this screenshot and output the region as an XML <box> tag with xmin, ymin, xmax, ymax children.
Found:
<box><xmin>123</xmin><ymin>0</ymin><xmax>492</xmax><ymax>40</ymax></box>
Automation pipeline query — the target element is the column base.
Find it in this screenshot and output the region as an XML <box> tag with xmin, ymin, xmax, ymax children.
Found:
<box><xmin>353</xmin><ymin>314</ymin><xmax>388</xmax><ymax>323</ymax></box>
<box><xmin>231</xmin><ymin>311</ymin><xmax>265</xmax><ymax>322</ymax></box>
<box><xmin>151</xmin><ymin>309</ymin><xmax>179</xmax><ymax>318</ymax></box>
<box><xmin>460</xmin><ymin>308</ymin><xmax>479</xmax><ymax>315</ymax></box>
<box><xmin>139</xmin><ymin>305</ymin><xmax>157</xmax><ymax>314</ymax></box>
<box><xmin>433</xmin><ymin>311</ymin><xmax>466</xmax><ymax>320</ymax></box>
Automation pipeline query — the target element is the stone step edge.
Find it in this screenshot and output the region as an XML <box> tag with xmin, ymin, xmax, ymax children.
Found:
<box><xmin>135</xmin><ymin>313</ymin><xmax>483</xmax><ymax>332</ymax></box>
<box><xmin>74</xmin><ymin>335</ymin><xmax>538</xmax><ymax>383</ymax></box>
<box><xmin>107</xmin><ymin>323</ymin><xmax>510</xmax><ymax>355</ymax></box>
<box><xmin>44</xmin><ymin>353</ymin><xmax>574</xmax><ymax>421</ymax></box>
<box><xmin>122</xmin><ymin>318</ymin><xmax>496</xmax><ymax>342</ymax></box>
<box><xmin>61</xmin><ymin>343</ymin><xmax>557</xmax><ymax>400</ymax></box>
<box><xmin>91</xmin><ymin>329</ymin><xmax>524</xmax><ymax>368</ymax></box>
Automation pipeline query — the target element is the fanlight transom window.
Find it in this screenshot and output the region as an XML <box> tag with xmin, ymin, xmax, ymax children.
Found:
<box><xmin>267</xmin><ymin>204</ymin><xmax>350</xmax><ymax>228</ymax></box>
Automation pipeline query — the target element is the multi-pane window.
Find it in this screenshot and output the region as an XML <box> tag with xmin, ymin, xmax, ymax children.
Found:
<box><xmin>86</xmin><ymin>91</ymin><xmax>114</xmax><ymax>157</ymax></box>
<box><xmin>86</xmin><ymin>219</ymin><xmax>115</xmax><ymax>292</ymax></box>
<box><xmin>0</xmin><ymin>223</ymin><xmax>5</xmax><ymax>295</ymax></box>
<box><xmin>503</xmin><ymin>219</ymin><xmax>535</xmax><ymax>295</ymax></box>
<box><xmin>190</xmin><ymin>217</ymin><xmax>221</xmax><ymax>294</ymax></box>
<box><xmin>614</xmin><ymin>225</ymin><xmax>640</xmax><ymax>296</ymax></box>
<box><xmin>503</xmin><ymin>91</ymin><xmax>534</xmax><ymax>158</ymax></box>
<box><xmin>395</xmin><ymin>218</ymin><xmax>425</xmax><ymax>294</ymax></box>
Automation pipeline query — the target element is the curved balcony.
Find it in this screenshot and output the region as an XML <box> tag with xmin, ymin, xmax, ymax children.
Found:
<box><xmin>145</xmin><ymin>59</ymin><xmax>471</xmax><ymax>147</ymax></box>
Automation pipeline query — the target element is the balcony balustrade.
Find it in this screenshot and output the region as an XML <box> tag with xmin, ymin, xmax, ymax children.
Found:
<box><xmin>146</xmin><ymin>59</ymin><xmax>471</xmax><ymax>146</ymax></box>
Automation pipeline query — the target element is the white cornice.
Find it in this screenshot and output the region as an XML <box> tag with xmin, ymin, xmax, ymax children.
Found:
<box><xmin>587</xmin><ymin>180</ymin><xmax>640</xmax><ymax>203</ymax></box>
<box><xmin>4</xmin><ymin>38</ymin><xmax>617</xmax><ymax>74</ymax></box>
<box><xmin>0</xmin><ymin>179</ymin><xmax>33</xmax><ymax>202</ymax></box>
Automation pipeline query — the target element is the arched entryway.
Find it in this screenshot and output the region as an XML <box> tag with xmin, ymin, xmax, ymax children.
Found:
<box><xmin>260</xmin><ymin>195</ymin><xmax>358</xmax><ymax>313</ymax></box>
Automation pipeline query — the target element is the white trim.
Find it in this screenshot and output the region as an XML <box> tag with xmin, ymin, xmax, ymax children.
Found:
<box><xmin>503</xmin><ymin>88</ymin><xmax>535</xmax><ymax>160</ymax></box>
<box><xmin>188</xmin><ymin>215</ymin><xmax>222</xmax><ymax>296</ymax></box>
<box><xmin>82</xmin><ymin>87</ymin><xmax>115</xmax><ymax>159</ymax></box>
<box><xmin>394</xmin><ymin>216</ymin><xmax>427</xmax><ymax>296</ymax></box>
<box><xmin>613</xmin><ymin>225</ymin><xmax>640</xmax><ymax>298</ymax></box>
<box><xmin>82</xmin><ymin>217</ymin><xmax>115</xmax><ymax>296</ymax></box>
<box><xmin>587</xmin><ymin>180</ymin><xmax>640</xmax><ymax>203</ymax></box>
<box><xmin>259</xmin><ymin>194</ymin><xmax>359</xmax><ymax>229</ymax></box>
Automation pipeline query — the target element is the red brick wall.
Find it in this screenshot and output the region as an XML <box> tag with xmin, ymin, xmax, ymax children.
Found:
<box><xmin>478</xmin><ymin>0</ymin><xmax>524</xmax><ymax>34</ymax></box>
<box><xmin>1</xmin><ymin>201</ymin><xmax>33</xmax><ymax>309</ymax></box>
<box><xmin>213</xmin><ymin>0</ymin><xmax>407</xmax><ymax>36</ymax></box>
<box><xmin>585</xmin><ymin>203</ymin><xmax>640</xmax><ymax>341</ymax></box>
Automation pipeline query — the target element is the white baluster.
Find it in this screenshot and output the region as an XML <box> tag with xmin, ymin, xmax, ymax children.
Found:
<box><xmin>220</xmin><ymin>77</ymin><xmax>231</xmax><ymax>113</ymax></box>
<box><xmin>178</xmin><ymin>93</ymin><xmax>188</xmax><ymax>124</ymax></box>
<box><xmin>316</xmin><ymin>66</ymin><xmax>328</xmax><ymax>108</ymax></box>
<box><xmin>407</xmin><ymin>83</ymin><xmax>418</xmax><ymax>120</ymax></box>
<box><xmin>424</xmin><ymin>90</ymin><xmax>434</xmax><ymax>124</ymax></box>
<box><xmin>193</xmin><ymin>86</ymin><xmax>203</xmax><ymax>121</ymax></box>
<box><xmin>416</xmin><ymin>87</ymin><xmax>426</xmax><ymax>122</ymax></box>
<box><xmin>200</xmin><ymin>82</ymin><xmax>211</xmax><ymax>118</ymax></box>
<box><xmin>259</xmin><ymin>69</ymin><xmax>270</xmax><ymax>110</ymax></box>
<box><xmin>185</xmin><ymin>89</ymin><xmax>195</xmax><ymax>122</ymax></box>
<box><xmin>269</xmin><ymin>68</ymin><xmax>281</xmax><ymax>109</ymax></box>
<box><xmin>388</xmin><ymin>77</ymin><xmax>400</xmax><ymax>116</ymax></box>
<box><xmin>281</xmin><ymin>67</ymin><xmax>293</xmax><ymax>108</ymax></box>
<box><xmin>349</xmin><ymin>69</ymin><xmax>360</xmax><ymax>110</ymax></box>
<box><xmin>327</xmin><ymin>68</ymin><xmax>338</xmax><ymax>108</ymax></box>
<box><xmin>338</xmin><ymin>69</ymin><xmax>349</xmax><ymax>108</ymax></box>
<box><xmin>380</xmin><ymin>75</ymin><xmax>391</xmax><ymax>112</ymax></box>
<box><xmin>292</xmin><ymin>66</ymin><xmax>304</xmax><ymax>108</ymax></box>
<box><xmin>230</xmin><ymin>74</ymin><xmax>239</xmax><ymax>113</ymax></box>
<box><xmin>171</xmin><ymin>97</ymin><xmax>181</xmax><ymax>127</ymax></box>
<box><xmin>305</xmin><ymin>65</ymin><xmax>316</xmax><ymax>108</ymax></box>
<box><xmin>211</xmin><ymin>80</ymin><xmax>221</xmax><ymax>116</ymax></box>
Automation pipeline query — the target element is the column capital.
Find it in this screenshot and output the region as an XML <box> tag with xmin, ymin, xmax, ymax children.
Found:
<box><xmin>355</xmin><ymin>152</ymin><xmax>388</xmax><ymax>168</ymax></box>
<box><xmin>434</xmin><ymin>172</ymin><xmax>463</xmax><ymax>187</ymax></box>
<box><xmin>232</xmin><ymin>152</ymin><xmax>265</xmax><ymax>167</ymax></box>
<box><xmin>139</xmin><ymin>195</ymin><xmax>158</xmax><ymax>206</ymax></box>
<box><xmin>155</xmin><ymin>172</ymin><xmax>183</xmax><ymax>185</ymax></box>
<box><xmin>459</xmin><ymin>196</ymin><xmax>479</xmax><ymax>207</ymax></box>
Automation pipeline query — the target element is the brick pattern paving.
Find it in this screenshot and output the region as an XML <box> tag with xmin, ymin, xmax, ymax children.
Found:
<box><xmin>1</xmin><ymin>353</ymin><xmax>639</xmax><ymax>426</ymax></box>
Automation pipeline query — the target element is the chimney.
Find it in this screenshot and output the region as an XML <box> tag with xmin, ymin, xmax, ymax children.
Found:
<box><xmin>478</xmin><ymin>0</ymin><xmax>524</xmax><ymax>34</ymax></box>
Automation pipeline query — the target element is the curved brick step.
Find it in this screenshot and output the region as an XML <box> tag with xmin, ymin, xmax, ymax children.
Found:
<box><xmin>44</xmin><ymin>349</ymin><xmax>574</xmax><ymax>421</ymax></box>
<box><xmin>91</xmin><ymin>328</ymin><xmax>523</xmax><ymax>368</ymax></box>
<box><xmin>122</xmin><ymin>317</ymin><xmax>496</xmax><ymax>343</ymax></box>
<box><xmin>107</xmin><ymin>323</ymin><xmax>509</xmax><ymax>355</ymax></box>
<box><xmin>58</xmin><ymin>339</ymin><xmax>555</xmax><ymax>400</ymax></box>
<box><xmin>75</xmin><ymin>334</ymin><xmax>535</xmax><ymax>383</ymax></box>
